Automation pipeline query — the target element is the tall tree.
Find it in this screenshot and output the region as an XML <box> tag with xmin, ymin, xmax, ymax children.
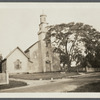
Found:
<box><xmin>45</xmin><ymin>22</ymin><xmax>100</xmax><ymax>72</ymax></box>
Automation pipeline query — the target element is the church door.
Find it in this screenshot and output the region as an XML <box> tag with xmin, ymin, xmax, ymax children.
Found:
<box><xmin>46</xmin><ymin>60</ymin><xmax>51</xmax><ymax>72</ymax></box>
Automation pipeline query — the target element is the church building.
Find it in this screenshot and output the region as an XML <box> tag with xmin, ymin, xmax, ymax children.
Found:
<box><xmin>1</xmin><ymin>14</ymin><xmax>61</xmax><ymax>74</ymax></box>
<box><xmin>25</xmin><ymin>14</ymin><xmax>60</xmax><ymax>73</ymax></box>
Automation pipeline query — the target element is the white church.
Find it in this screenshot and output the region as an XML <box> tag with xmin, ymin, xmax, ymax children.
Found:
<box><xmin>1</xmin><ymin>14</ymin><xmax>61</xmax><ymax>74</ymax></box>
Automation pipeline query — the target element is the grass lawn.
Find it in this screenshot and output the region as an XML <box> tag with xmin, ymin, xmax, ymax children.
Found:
<box><xmin>0</xmin><ymin>80</ymin><xmax>27</xmax><ymax>90</ymax></box>
<box><xmin>10</xmin><ymin>72</ymin><xmax>78</xmax><ymax>80</ymax></box>
<box><xmin>69</xmin><ymin>81</ymin><xmax>100</xmax><ymax>92</ymax></box>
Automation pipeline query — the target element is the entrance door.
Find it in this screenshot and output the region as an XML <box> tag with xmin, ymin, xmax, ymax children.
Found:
<box><xmin>46</xmin><ymin>60</ymin><xmax>51</xmax><ymax>72</ymax></box>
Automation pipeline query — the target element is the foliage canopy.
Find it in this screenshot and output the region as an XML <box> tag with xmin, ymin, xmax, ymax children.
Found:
<box><xmin>45</xmin><ymin>22</ymin><xmax>100</xmax><ymax>72</ymax></box>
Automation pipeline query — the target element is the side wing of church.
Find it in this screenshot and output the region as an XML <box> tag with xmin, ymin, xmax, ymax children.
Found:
<box><xmin>1</xmin><ymin>47</ymin><xmax>32</xmax><ymax>74</ymax></box>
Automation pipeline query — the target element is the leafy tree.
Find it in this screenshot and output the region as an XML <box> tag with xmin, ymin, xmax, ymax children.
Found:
<box><xmin>82</xmin><ymin>26</ymin><xmax>100</xmax><ymax>70</ymax></box>
<box><xmin>45</xmin><ymin>22</ymin><xmax>100</xmax><ymax>72</ymax></box>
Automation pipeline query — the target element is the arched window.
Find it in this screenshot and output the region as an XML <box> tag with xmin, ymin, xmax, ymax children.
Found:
<box><xmin>44</xmin><ymin>17</ymin><xmax>46</xmax><ymax>22</ymax></box>
<box><xmin>46</xmin><ymin>60</ymin><xmax>51</xmax><ymax>64</ymax></box>
<box><xmin>14</xmin><ymin>59</ymin><xmax>22</xmax><ymax>70</ymax></box>
<box><xmin>33</xmin><ymin>51</ymin><xmax>37</xmax><ymax>59</ymax></box>
<box><xmin>46</xmin><ymin>51</ymin><xmax>49</xmax><ymax>57</ymax></box>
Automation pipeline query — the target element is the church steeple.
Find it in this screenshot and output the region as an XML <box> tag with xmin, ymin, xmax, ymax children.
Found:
<box><xmin>38</xmin><ymin>13</ymin><xmax>48</xmax><ymax>35</ymax></box>
<box><xmin>38</xmin><ymin>13</ymin><xmax>49</xmax><ymax>72</ymax></box>
<box><xmin>40</xmin><ymin>14</ymin><xmax>47</xmax><ymax>24</ymax></box>
<box><xmin>40</xmin><ymin>10</ymin><xmax>47</xmax><ymax>24</ymax></box>
<box><xmin>37</xmin><ymin>14</ymin><xmax>60</xmax><ymax>73</ymax></box>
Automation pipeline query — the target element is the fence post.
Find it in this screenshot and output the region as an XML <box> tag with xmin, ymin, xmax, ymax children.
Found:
<box><xmin>6</xmin><ymin>70</ymin><xmax>9</xmax><ymax>84</ymax></box>
<box><xmin>6</xmin><ymin>72</ymin><xmax>9</xmax><ymax>84</ymax></box>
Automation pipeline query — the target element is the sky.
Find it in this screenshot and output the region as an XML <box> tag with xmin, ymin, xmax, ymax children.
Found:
<box><xmin>0</xmin><ymin>3</ymin><xmax>100</xmax><ymax>58</ymax></box>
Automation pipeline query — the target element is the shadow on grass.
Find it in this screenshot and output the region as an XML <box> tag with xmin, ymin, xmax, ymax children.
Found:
<box><xmin>69</xmin><ymin>81</ymin><xmax>100</xmax><ymax>92</ymax></box>
<box><xmin>0</xmin><ymin>80</ymin><xmax>27</xmax><ymax>90</ymax></box>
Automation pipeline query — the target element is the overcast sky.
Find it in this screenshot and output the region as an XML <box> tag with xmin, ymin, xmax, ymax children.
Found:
<box><xmin>0</xmin><ymin>3</ymin><xmax>100</xmax><ymax>58</ymax></box>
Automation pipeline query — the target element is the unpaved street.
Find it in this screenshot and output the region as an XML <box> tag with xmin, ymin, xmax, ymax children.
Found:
<box><xmin>1</xmin><ymin>72</ymin><xmax>100</xmax><ymax>92</ymax></box>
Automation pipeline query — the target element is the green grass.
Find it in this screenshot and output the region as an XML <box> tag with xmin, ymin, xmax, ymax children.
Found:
<box><xmin>10</xmin><ymin>72</ymin><xmax>78</xmax><ymax>80</ymax></box>
<box><xmin>69</xmin><ymin>81</ymin><xmax>100</xmax><ymax>92</ymax></box>
<box><xmin>0</xmin><ymin>80</ymin><xmax>27</xmax><ymax>90</ymax></box>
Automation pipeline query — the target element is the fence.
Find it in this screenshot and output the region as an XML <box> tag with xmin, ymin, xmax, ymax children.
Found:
<box><xmin>86</xmin><ymin>68</ymin><xmax>100</xmax><ymax>72</ymax></box>
<box><xmin>70</xmin><ymin>67</ymin><xmax>100</xmax><ymax>72</ymax></box>
<box><xmin>0</xmin><ymin>73</ymin><xmax>9</xmax><ymax>85</ymax></box>
<box><xmin>70</xmin><ymin>67</ymin><xmax>86</xmax><ymax>72</ymax></box>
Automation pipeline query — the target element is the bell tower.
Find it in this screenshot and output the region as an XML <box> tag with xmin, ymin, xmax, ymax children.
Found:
<box><xmin>40</xmin><ymin>14</ymin><xmax>46</xmax><ymax>23</ymax></box>
<box><xmin>38</xmin><ymin>14</ymin><xmax>52</xmax><ymax>72</ymax></box>
<box><xmin>38</xmin><ymin>14</ymin><xmax>48</xmax><ymax>36</ymax></box>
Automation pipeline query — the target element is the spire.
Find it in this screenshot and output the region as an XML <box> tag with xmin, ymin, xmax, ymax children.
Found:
<box><xmin>40</xmin><ymin>10</ymin><xmax>47</xmax><ymax>24</ymax></box>
<box><xmin>38</xmin><ymin>13</ymin><xmax>48</xmax><ymax>35</ymax></box>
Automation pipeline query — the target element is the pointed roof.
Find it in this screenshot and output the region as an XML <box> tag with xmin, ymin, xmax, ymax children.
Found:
<box><xmin>6</xmin><ymin>47</ymin><xmax>29</xmax><ymax>59</ymax></box>
<box><xmin>25</xmin><ymin>41</ymin><xmax>40</xmax><ymax>53</ymax></box>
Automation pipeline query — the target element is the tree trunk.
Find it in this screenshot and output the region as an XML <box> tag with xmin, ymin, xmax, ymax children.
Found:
<box><xmin>63</xmin><ymin>63</ymin><xmax>65</xmax><ymax>71</ymax></box>
<box><xmin>65</xmin><ymin>40</ymin><xmax>71</xmax><ymax>72</ymax></box>
<box><xmin>67</xmin><ymin>61</ymin><xmax>71</xmax><ymax>72</ymax></box>
<box><xmin>85</xmin><ymin>66</ymin><xmax>88</xmax><ymax>73</ymax></box>
<box><xmin>76</xmin><ymin>66</ymin><xmax>79</xmax><ymax>74</ymax></box>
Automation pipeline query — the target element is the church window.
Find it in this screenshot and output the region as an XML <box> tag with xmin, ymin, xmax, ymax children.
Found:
<box><xmin>46</xmin><ymin>40</ymin><xmax>50</xmax><ymax>47</ymax></box>
<box><xmin>46</xmin><ymin>42</ymin><xmax>48</xmax><ymax>47</ymax></box>
<box><xmin>46</xmin><ymin>60</ymin><xmax>50</xmax><ymax>64</ymax></box>
<box><xmin>46</xmin><ymin>51</ymin><xmax>49</xmax><ymax>57</ymax></box>
<box><xmin>44</xmin><ymin>17</ymin><xmax>46</xmax><ymax>22</ymax></box>
<box><xmin>33</xmin><ymin>51</ymin><xmax>37</xmax><ymax>59</ymax></box>
<box><xmin>14</xmin><ymin>59</ymin><xmax>22</xmax><ymax>70</ymax></box>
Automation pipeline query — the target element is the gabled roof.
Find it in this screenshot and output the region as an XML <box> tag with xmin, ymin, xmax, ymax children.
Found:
<box><xmin>25</xmin><ymin>41</ymin><xmax>40</xmax><ymax>53</ymax></box>
<box><xmin>6</xmin><ymin>47</ymin><xmax>29</xmax><ymax>59</ymax></box>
